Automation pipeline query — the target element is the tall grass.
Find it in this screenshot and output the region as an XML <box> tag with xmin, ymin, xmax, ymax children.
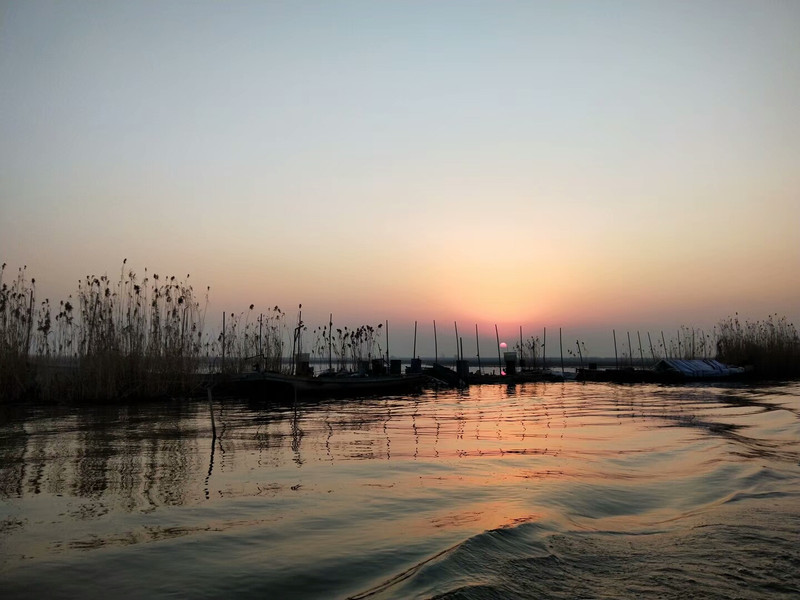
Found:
<box><xmin>1</xmin><ymin>261</ymin><xmax>399</xmax><ymax>402</ymax></box>
<box><xmin>0</xmin><ymin>264</ymin><xmax>36</xmax><ymax>399</ymax></box>
<box><xmin>217</xmin><ymin>305</ymin><xmax>287</xmax><ymax>374</ymax></box>
<box><xmin>514</xmin><ymin>335</ymin><xmax>542</xmax><ymax>368</ymax></box>
<box><xmin>716</xmin><ymin>314</ymin><xmax>800</xmax><ymax>377</ymax></box>
<box><xmin>325</xmin><ymin>324</ymin><xmax>384</xmax><ymax>372</ymax></box>
<box><xmin>1</xmin><ymin>262</ymin><xmax>212</xmax><ymax>401</ymax></box>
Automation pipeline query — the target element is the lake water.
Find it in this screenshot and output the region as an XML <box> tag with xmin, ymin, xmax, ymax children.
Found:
<box><xmin>1</xmin><ymin>382</ymin><xmax>799</xmax><ymax>599</ymax></box>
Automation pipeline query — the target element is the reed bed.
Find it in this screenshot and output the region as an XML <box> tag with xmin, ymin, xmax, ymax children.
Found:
<box><xmin>2</xmin><ymin>262</ymin><xmax>211</xmax><ymax>401</ymax></box>
<box><xmin>1</xmin><ymin>263</ymin><xmax>393</xmax><ymax>402</ymax></box>
<box><xmin>0</xmin><ymin>265</ymin><xmax>36</xmax><ymax>400</ymax></box>
<box><xmin>217</xmin><ymin>305</ymin><xmax>287</xmax><ymax>375</ymax></box>
<box><xmin>715</xmin><ymin>314</ymin><xmax>800</xmax><ymax>377</ymax></box>
<box><xmin>3</xmin><ymin>261</ymin><xmax>799</xmax><ymax>402</ymax></box>
<box><xmin>310</xmin><ymin>323</ymin><xmax>385</xmax><ymax>373</ymax></box>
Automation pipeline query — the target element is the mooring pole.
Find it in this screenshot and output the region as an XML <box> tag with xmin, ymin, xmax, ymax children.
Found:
<box><xmin>385</xmin><ymin>319</ymin><xmax>390</xmax><ymax>367</ymax></box>
<box><xmin>661</xmin><ymin>331</ymin><xmax>668</xmax><ymax>359</ymax></box>
<box><xmin>433</xmin><ymin>320</ymin><xmax>438</xmax><ymax>364</ymax></box>
<box><xmin>648</xmin><ymin>332</ymin><xmax>655</xmax><ymax>361</ymax></box>
<box><xmin>413</xmin><ymin>320</ymin><xmax>418</xmax><ymax>358</ymax></box>
<box><xmin>637</xmin><ymin>331</ymin><xmax>645</xmax><ymax>368</ymax></box>
<box><xmin>329</xmin><ymin>314</ymin><xmax>333</xmax><ymax>372</ymax></box>
<box><xmin>475</xmin><ymin>324</ymin><xmax>482</xmax><ymax>374</ymax></box>
<box><xmin>543</xmin><ymin>327</ymin><xmax>547</xmax><ymax>369</ymax></box>
<box><xmin>221</xmin><ymin>311</ymin><xmax>226</xmax><ymax>372</ymax></box>
<box><xmin>613</xmin><ymin>329</ymin><xmax>619</xmax><ymax>369</ymax></box>
<box><xmin>627</xmin><ymin>331</ymin><xmax>633</xmax><ymax>367</ymax></box>
<box><xmin>495</xmin><ymin>324</ymin><xmax>502</xmax><ymax>375</ymax></box>
<box><xmin>559</xmin><ymin>327</ymin><xmax>564</xmax><ymax>376</ymax></box>
<box><xmin>454</xmin><ymin>321</ymin><xmax>459</xmax><ymax>363</ymax></box>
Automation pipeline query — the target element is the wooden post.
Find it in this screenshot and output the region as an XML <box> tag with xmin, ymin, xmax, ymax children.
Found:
<box><xmin>559</xmin><ymin>327</ymin><xmax>564</xmax><ymax>376</ymax></box>
<box><xmin>475</xmin><ymin>324</ymin><xmax>482</xmax><ymax>374</ymax></box>
<box><xmin>519</xmin><ymin>326</ymin><xmax>524</xmax><ymax>366</ymax></box>
<box><xmin>413</xmin><ymin>320</ymin><xmax>417</xmax><ymax>358</ymax></box>
<box><xmin>433</xmin><ymin>320</ymin><xmax>438</xmax><ymax>364</ymax></box>
<box><xmin>329</xmin><ymin>314</ymin><xmax>333</xmax><ymax>372</ymax></box>
<box><xmin>543</xmin><ymin>327</ymin><xmax>547</xmax><ymax>369</ymax></box>
<box><xmin>221</xmin><ymin>311</ymin><xmax>226</xmax><ymax>372</ymax></box>
<box><xmin>627</xmin><ymin>331</ymin><xmax>633</xmax><ymax>367</ymax></box>
<box><xmin>25</xmin><ymin>288</ymin><xmax>34</xmax><ymax>357</ymax></box>
<box><xmin>454</xmin><ymin>321</ymin><xmax>459</xmax><ymax>363</ymax></box>
<box><xmin>385</xmin><ymin>319</ymin><xmax>389</xmax><ymax>367</ymax></box>
<box><xmin>648</xmin><ymin>332</ymin><xmax>655</xmax><ymax>361</ymax></box>
<box><xmin>576</xmin><ymin>340</ymin><xmax>583</xmax><ymax>368</ymax></box>
<box><xmin>661</xmin><ymin>331</ymin><xmax>668</xmax><ymax>359</ymax></box>
<box><xmin>637</xmin><ymin>331</ymin><xmax>645</xmax><ymax>368</ymax></box>
<box><xmin>613</xmin><ymin>329</ymin><xmax>618</xmax><ymax>369</ymax></box>
<box><xmin>495</xmin><ymin>324</ymin><xmax>502</xmax><ymax>375</ymax></box>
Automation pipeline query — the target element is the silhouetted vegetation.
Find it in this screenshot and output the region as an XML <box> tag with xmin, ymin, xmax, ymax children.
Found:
<box><xmin>2</xmin><ymin>261</ymin><xmax>209</xmax><ymax>401</ymax></box>
<box><xmin>1</xmin><ymin>262</ymin><xmax>395</xmax><ymax>402</ymax></box>
<box><xmin>716</xmin><ymin>314</ymin><xmax>800</xmax><ymax>378</ymax></box>
<box><xmin>3</xmin><ymin>261</ymin><xmax>799</xmax><ymax>402</ymax></box>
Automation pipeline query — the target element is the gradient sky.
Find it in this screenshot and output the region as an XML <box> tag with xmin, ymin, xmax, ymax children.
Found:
<box><xmin>1</xmin><ymin>1</ymin><xmax>798</xmax><ymax>357</ymax></box>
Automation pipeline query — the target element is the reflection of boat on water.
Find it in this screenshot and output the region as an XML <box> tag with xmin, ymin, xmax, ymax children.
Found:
<box><xmin>211</xmin><ymin>371</ymin><xmax>430</xmax><ymax>399</ymax></box>
<box><xmin>576</xmin><ymin>359</ymin><xmax>747</xmax><ymax>383</ymax></box>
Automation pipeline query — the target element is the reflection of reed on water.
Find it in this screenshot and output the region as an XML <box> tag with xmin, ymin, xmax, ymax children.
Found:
<box><xmin>0</xmin><ymin>403</ymin><xmax>201</xmax><ymax>510</ymax></box>
<box><xmin>2</xmin><ymin>389</ymin><xmax>570</xmax><ymax>507</ymax></box>
<box><xmin>5</xmin><ymin>383</ymin><xmax>782</xmax><ymax>510</ymax></box>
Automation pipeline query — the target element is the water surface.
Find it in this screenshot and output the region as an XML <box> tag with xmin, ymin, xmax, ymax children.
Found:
<box><xmin>2</xmin><ymin>382</ymin><xmax>799</xmax><ymax>598</ymax></box>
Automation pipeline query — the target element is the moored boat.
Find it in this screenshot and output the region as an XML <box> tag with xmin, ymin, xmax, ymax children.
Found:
<box><xmin>576</xmin><ymin>359</ymin><xmax>746</xmax><ymax>383</ymax></box>
<box><xmin>211</xmin><ymin>370</ymin><xmax>429</xmax><ymax>399</ymax></box>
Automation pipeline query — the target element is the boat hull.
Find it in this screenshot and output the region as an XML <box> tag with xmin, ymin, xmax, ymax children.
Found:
<box><xmin>211</xmin><ymin>372</ymin><xmax>429</xmax><ymax>399</ymax></box>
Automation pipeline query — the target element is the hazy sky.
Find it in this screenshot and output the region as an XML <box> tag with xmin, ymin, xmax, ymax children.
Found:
<box><xmin>1</xmin><ymin>1</ymin><xmax>798</xmax><ymax>356</ymax></box>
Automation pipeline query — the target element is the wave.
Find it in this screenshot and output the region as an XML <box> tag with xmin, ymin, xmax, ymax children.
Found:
<box><xmin>351</xmin><ymin>499</ymin><xmax>800</xmax><ymax>600</ymax></box>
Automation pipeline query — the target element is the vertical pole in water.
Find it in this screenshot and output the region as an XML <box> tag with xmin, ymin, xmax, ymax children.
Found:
<box><xmin>495</xmin><ymin>324</ymin><xmax>502</xmax><ymax>375</ymax></box>
<box><xmin>648</xmin><ymin>332</ymin><xmax>655</xmax><ymax>361</ymax></box>
<box><xmin>519</xmin><ymin>326</ymin><xmax>524</xmax><ymax>367</ymax></box>
<box><xmin>329</xmin><ymin>314</ymin><xmax>333</xmax><ymax>372</ymax></box>
<box><xmin>433</xmin><ymin>320</ymin><xmax>438</xmax><ymax>364</ymax></box>
<box><xmin>559</xmin><ymin>327</ymin><xmax>564</xmax><ymax>376</ymax></box>
<box><xmin>454</xmin><ymin>321</ymin><xmax>459</xmax><ymax>363</ymax></box>
<box><xmin>613</xmin><ymin>329</ymin><xmax>619</xmax><ymax>369</ymax></box>
<box><xmin>661</xmin><ymin>331</ymin><xmax>668</xmax><ymax>359</ymax></box>
<box><xmin>543</xmin><ymin>327</ymin><xmax>547</xmax><ymax>369</ymax></box>
<box><xmin>259</xmin><ymin>313</ymin><xmax>263</xmax><ymax>358</ymax></box>
<box><xmin>221</xmin><ymin>312</ymin><xmax>226</xmax><ymax>372</ymax></box>
<box><xmin>459</xmin><ymin>338</ymin><xmax>464</xmax><ymax>363</ymax></box>
<box><xmin>637</xmin><ymin>331</ymin><xmax>645</xmax><ymax>368</ymax></box>
<box><xmin>475</xmin><ymin>324</ymin><xmax>482</xmax><ymax>374</ymax></box>
<box><xmin>627</xmin><ymin>331</ymin><xmax>633</xmax><ymax>367</ymax></box>
<box><xmin>385</xmin><ymin>319</ymin><xmax>390</xmax><ymax>368</ymax></box>
<box><xmin>25</xmin><ymin>289</ymin><xmax>34</xmax><ymax>357</ymax></box>
<box><xmin>413</xmin><ymin>321</ymin><xmax>418</xmax><ymax>359</ymax></box>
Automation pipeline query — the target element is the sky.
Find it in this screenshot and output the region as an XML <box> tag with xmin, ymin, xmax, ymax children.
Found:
<box><xmin>1</xmin><ymin>0</ymin><xmax>799</xmax><ymax>358</ymax></box>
